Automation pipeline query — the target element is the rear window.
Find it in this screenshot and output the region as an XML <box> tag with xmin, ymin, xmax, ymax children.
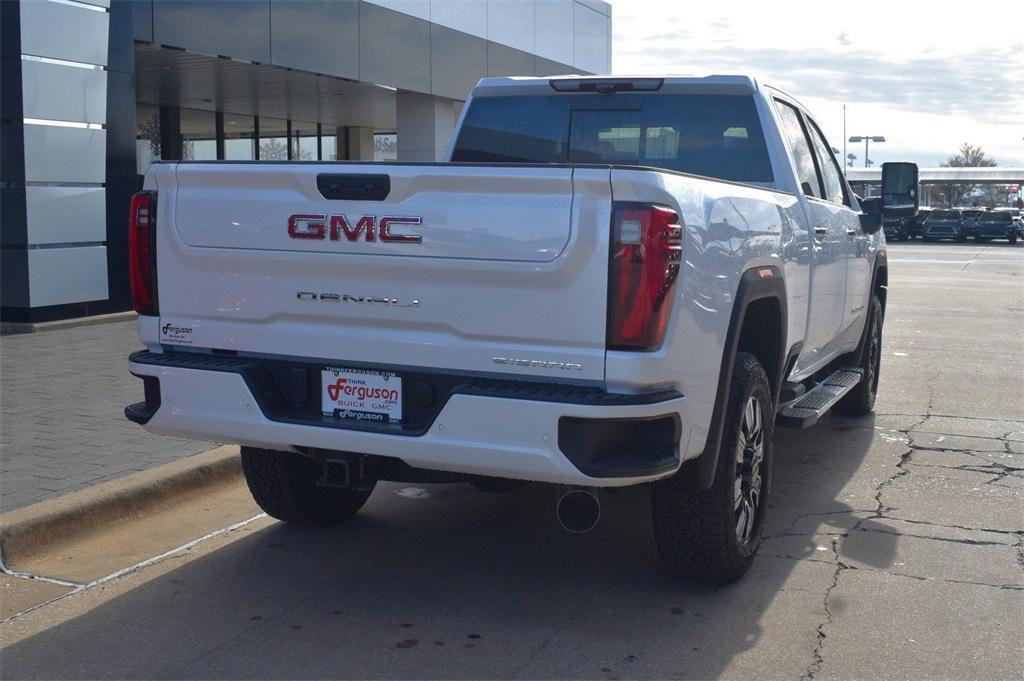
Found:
<box><xmin>451</xmin><ymin>94</ymin><xmax>774</xmax><ymax>184</ymax></box>
<box><xmin>982</xmin><ymin>212</ymin><xmax>1012</xmax><ymax>222</ymax></box>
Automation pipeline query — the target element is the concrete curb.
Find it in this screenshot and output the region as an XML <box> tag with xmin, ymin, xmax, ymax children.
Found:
<box><xmin>0</xmin><ymin>446</ymin><xmax>242</xmax><ymax>568</ymax></box>
<box><xmin>1</xmin><ymin>311</ymin><xmax>137</xmax><ymax>336</ymax></box>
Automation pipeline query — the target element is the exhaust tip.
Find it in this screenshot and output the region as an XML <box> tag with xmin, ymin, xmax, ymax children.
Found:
<box><xmin>557</xmin><ymin>489</ymin><xmax>601</xmax><ymax>534</ymax></box>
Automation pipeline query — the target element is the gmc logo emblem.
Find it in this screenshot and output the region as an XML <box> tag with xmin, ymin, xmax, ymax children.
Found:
<box><xmin>288</xmin><ymin>214</ymin><xmax>422</xmax><ymax>244</ymax></box>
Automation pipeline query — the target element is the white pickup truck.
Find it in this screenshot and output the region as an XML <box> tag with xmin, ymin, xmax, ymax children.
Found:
<box><xmin>126</xmin><ymin>76</ymin><xmax>918</xmax><ymax>583</ymax></box>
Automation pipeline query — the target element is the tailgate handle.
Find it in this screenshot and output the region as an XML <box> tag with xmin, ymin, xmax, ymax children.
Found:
<box><xmin>317</xmin><ymin>174</ymin><xmax>391</xmax><ymax>201</ymax></box>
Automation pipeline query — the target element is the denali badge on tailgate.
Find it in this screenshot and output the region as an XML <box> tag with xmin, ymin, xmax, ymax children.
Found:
<box><xmin>297</xmin><ymin>292</ymin><xmax>420</xmax><ymax>308</ymax></box>
<box><xmin>288</xmin><ymin>214</ymin><xmax>422</xmax><ymax>243</ymax></box>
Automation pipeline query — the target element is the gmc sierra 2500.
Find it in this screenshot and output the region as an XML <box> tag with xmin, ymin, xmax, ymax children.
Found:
<box><xmin>126</xmin><ymin>76</ymin><xmax>918</xmax><ymax>583</ymax></box>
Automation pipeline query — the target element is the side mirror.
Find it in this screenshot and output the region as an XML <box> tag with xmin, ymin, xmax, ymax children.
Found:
<box><xmin>881</xmin><ymin>162</ymin><xmax>919</xmax><ymax>217</ymax></box>
<box><xmin>859</xmin><ymin>197</ymin><xmax>883</xmax><ymax>233</ymax></box>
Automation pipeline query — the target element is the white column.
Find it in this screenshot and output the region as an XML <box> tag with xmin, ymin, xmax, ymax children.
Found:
<box><xmin>344</xmin><ymin>127</ymin><xmax>376</xmax><ymax>161</ymax></box>
<box><xmin>396</xmin><ymin>93</ymin><xmax>462</xmax><ymax>162</ymax></box>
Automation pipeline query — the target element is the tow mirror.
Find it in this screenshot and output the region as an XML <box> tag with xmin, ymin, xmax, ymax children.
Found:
<box><xmin>881</xmin><ymin>162</ymin><xmax>919</xmax><ymax>217</ymax></box>
<box><xmin>859</xmin><ymin>197</ymin><xmax>882</xmax><ymax>233</ymax></box>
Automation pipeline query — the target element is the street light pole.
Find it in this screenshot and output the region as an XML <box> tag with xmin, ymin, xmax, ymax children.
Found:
<box><xmin>849</xmin><ymin>135</ymin><xmax>886</xmax><ymax>168</ymax></box>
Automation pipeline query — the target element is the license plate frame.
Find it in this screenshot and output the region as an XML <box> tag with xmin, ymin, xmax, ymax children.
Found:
<box><xmin>321</xmin><ymin>367</ymin><xmax>403</xmax><ymax>424</ymax></box>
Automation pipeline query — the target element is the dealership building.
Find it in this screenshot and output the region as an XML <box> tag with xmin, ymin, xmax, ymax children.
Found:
<box><xmin>1</xmin><ymin>0</ymin><xmax>611</xmax><ymax>323</ymax></box>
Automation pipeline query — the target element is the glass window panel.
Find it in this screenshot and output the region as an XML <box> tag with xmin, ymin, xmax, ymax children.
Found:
<box><xmin>259</xmin><ymin>117</ymin><xmax>288</xmax><ymax>160</ymax></box>
<box><xmin>224</xmin><ymin>113</ymin><xmax>255</xmax><ymax>160</ymax></box>
<box><xmin>806</xmin><ymin>119</ymin><xmax>847</xmax><ymax>205</ymax></box>
<box><xmin>321</xmin><ymin>134</ymin><xmax>338</xmax><ymax>161</ymax></box>
<box><xmin>136</xmin><ymin>103</ymin><xmax>161</xmax><ymax>174</ymax></box>
<box><xmin>374</xmin><ymin>133</ymin><xmax>397</xmax><ymax>161</ymax></box>
<box><xmin>292</xmin><ymin>121</ymin><xmax>318</xmax><ymax>160</ymax></box>
<box><xmin>775</xmin><ymin>101</ymin><xmax>821</xmax><ymax>198</ymax></box>
<box><xmin>451</xmin><ymin>94</ymin><xmax>773</xmax><ymax>184</ymax></box>
<box><xmin>180</xmin><ymin>108</ymin><xmax>216</xmax><ymax>161</ymax></box>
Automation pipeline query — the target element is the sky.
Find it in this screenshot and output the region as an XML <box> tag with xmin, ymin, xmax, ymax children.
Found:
<box><xmin>608</xmin><ymin>0</ymin><xmax>1024</xmax><ymax>168</ymax></box>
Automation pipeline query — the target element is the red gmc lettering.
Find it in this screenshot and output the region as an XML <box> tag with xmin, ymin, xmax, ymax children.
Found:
<box><xmin>329</xmin><ymin>215</ymin><xmax>376</xmax><ymax>242</ymax></box>
<box><xmin>287</xmin><ymin>214</ymin><xmax>326</xmax><ymax>239</ymax></box>
<box><xmin>379</xmin><ymin>216</ymin><xmax>423</xmax><ymax>243</ymax></box>
<box><xmin>289</xmin><ymin>214</ymin><xmax>421</xmax><ymax>244</ymax></box>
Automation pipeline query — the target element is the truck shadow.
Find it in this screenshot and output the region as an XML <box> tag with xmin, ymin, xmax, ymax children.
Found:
<box><xmin>2</xmin><ymin>416</ymin><xmax>882</xmax><ymax>680</ymax></box>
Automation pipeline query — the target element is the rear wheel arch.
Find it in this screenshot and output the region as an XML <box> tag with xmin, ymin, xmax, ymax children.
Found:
<box><xmin>679</xmin><ymin>266</ymin><xmax>788</xmax><ymax>490</ymax></box>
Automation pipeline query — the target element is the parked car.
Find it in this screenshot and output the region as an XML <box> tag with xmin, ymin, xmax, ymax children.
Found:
<box><xmin>999</xmin><ymin>207</ymin><xmax>1023</xmax><ymax>237</ymax></box>
<box><xmin>909</xmin><ymin>207</ymin><xmax>932</xmax><ymax>239</ymax></box>
<box><xmin>883</xmin><ymin>214</ymin><xmax>913</xmax><ymax>241</ymax></box>
<box><xmin>923</xmin><ymin>209</ymin><xmax>966</xmax><ymax>241</ymax></box>
<box><xmin>958</xmin><ymin>208</ymin><xmax>986</xmax><ymax>237</ymax></box>
<box><xmin>125</xmin><ymin>74</ymin><xmax>909</xmax><ymax>584</ymax></box>
<box><xmin>974</xmin><ymin>210</ymin><xmax>1018</xmax><ymax>244</ymax></box>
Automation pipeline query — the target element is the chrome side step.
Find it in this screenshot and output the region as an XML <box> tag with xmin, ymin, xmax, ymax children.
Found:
<box><xmin>777</xmin><ymin>368</ymin><xmax>863</xmax><ymax>428</ymax></box>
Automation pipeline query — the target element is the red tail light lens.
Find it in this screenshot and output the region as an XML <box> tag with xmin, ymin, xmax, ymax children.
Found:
<box><xmin>608</xmin><ymin>203</ymin><xmax>682</xmax><ymax>351</ymax></box>
<box><xmin>129</xmin><ymin>191</ymin><xmax>158</xmax><ymax>315</ymax></box>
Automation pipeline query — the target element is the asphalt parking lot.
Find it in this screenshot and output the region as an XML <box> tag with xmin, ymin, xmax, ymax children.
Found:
<box><xmin>1</xmin><ymin>241</ymin><xmax>1022</xmax><ymax>680</ymax></box>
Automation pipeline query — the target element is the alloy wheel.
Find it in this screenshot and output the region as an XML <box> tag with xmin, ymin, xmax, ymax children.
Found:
<box><xmin>734</xmin><ymin>396</ymin><xmax>765</xmax><ymax>545</ymax></box>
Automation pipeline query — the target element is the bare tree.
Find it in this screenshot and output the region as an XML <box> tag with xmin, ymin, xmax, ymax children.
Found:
<box><xmin>936</xmin><ymin>143</ymin><xmax>999</xmax><ymax>207</ymax></box>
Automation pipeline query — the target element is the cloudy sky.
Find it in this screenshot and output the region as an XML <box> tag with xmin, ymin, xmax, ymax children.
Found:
<box><xmin>609</xmin><ymin>0</ymin><xmax>1024</xmax><ymax>167</ymax></box>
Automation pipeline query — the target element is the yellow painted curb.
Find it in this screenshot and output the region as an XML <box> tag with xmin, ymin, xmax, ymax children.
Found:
<box><xmin>0</xmin><ymin>445</ymin><xmax>241</xmax><ymax>568</ymax></box>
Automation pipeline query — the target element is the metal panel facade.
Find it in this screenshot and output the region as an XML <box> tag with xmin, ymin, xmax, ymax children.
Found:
<box><xmin>21</xmin><ymin>60</ymin><xmax>107</xmax><ymax>124</ymax></box>
<box><xmin>573</xmin><ymin>3</ymin><xmax>610</xmax><ymax>74</ymax></box>
<box><xmin>25</xmin><ymin>186</ymin><xmax>107</xmax><ymax>246</ymax></box>
<box><xmin>19</xmin><ymin>0</ymin><xmax>109</xmax><ymax>65</ymax></box>
<box><xmin>430</xmin><ymin>24</ymin><xmax>486</xmax><ymax>101</ymax></box>
<box><xmin>270</xmin><ymin>0</ymin><xmax>359</xmax><ymax>80</ymax></box>
<box><xmin>27</xmin><ymin>246</ymin><xmax>109</xmax><ymax>307</ymax></box>
<box><xmin>487</xmin><ymin>0</ymin><xmax>535</xmax><ymax>55</ymax></box>
<box><xmin>487</xmin><ymin>42</ymin><xmax>535</xmax><ymax>78</ymax></box>
<box><xmin>358</xmin><ymin>2</ymin><xmax>430</xmax><ymax>93</ymax></box>
<box><xmin>534</xmin><ymin>1</ymin><xmax>575</xmax><ymax>66</ymax></box>
<box><xmin>23</xmin><ymin>125</ymin><xmax>106</xmax><ymax>184</ymax></box>
<box><xmin>153</xmin><ymin>0</ymin><xmax>270</xmax><ymax>63</ymax></box>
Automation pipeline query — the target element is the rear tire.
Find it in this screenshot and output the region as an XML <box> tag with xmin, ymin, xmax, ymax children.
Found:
<box><xmin>651</xmin><ymin>352</ymin><xmax>773</xmax><ymax>584</ymax></box>
<box><xmin>241</xmin><ymin>447</ymin><xmax>374</xmax><ymax>526</ymax></box>
<box><xmin>834</xmin><ymin>294</ymin><xmax>883</xmax><ymax>416</ymax></box>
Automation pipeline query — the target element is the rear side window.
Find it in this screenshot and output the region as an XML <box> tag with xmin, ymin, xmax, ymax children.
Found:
<box><xmin>774</xmin><ymin>100</ymin><xmax>821</xmax><ymax>199</ymax></box>
<box><xmin>451</xmin><ymin>94</ymin><xmax>774</xmax><ymax>184</ymax></box>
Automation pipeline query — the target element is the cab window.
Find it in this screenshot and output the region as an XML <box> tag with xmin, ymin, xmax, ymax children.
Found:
<box><xmin>774</xmin><ymin>100</ymin><xmax>821</xmax><ymax>199</ymax></box>
<box><xmin>806</xmin><ymin>119</ymin><xmax>848</xmax><ymax>206</ymax></box>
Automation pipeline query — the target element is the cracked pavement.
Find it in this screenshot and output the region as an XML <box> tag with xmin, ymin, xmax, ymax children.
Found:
<box><xmin>1</xmin><ymin>242</ymin><xmax>1022</xmax><ymax>679</ymax></box>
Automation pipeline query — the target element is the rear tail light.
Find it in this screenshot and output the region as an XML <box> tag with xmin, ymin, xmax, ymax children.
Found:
<box><xmin>608</xmin><ymin>203</ymin><xmax>682</xmax><ymax>351</ymax></box>
<box><xmin>129</xmin><ymin>191</ymin><xmax>158</xmax><ymax>315</ymax></box>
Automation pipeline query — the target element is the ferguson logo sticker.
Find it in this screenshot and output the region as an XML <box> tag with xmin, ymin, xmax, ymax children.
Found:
<box><xmin>160</xmin><ymin>322</ymin><xmax>195</xmax><ymax>345</ymax></box>
<box><xmin>288</xmin><ymin>214</ymin><xmax>422</xmax><ymax>244</ymax></box>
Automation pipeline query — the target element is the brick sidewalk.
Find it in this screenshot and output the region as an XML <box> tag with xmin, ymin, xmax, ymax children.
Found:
<box><xmin>0</xmin><ymin>320</ymin><xmax>212</xmax><ymax>512</ymax></box>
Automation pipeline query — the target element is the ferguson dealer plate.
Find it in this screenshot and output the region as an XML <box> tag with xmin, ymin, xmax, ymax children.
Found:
<box><xmin>322</xmin><ymin>367</ymin><xmax>403</xmax><ymax>423</ymax></box>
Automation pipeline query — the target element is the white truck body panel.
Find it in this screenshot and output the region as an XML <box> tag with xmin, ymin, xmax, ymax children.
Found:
<box><xmin>148</xmin><ymin>164</ymin><xmax>614</xmax><ymax>383</ymax></box>
<box><xmin>129</xmin><ymin>74</ymin><xmax>884</xmax><ymax>486</ymax></box>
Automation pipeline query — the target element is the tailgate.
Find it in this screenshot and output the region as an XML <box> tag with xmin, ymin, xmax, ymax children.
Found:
<box><xmin>153</xmin><ymin>163</ymin><xmax>612</xmax><ymax>381</ymax></box>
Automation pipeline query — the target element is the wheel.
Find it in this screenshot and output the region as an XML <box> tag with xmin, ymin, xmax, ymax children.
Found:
<box><xmin>651</xmin><ymin>352</ymin><xmax>773</xmax><ymax>584</ymax></box>
<box><xmin>834</xmin><ymin>294</ymin><xmax>883</xmax><ymax>416</ymax></box>
<box><xmin>957</xmin><ymin>233</ymin><xmax>968</xmax><ymax>242</ymax></box>
<box><xmin>240</xmin><ymin>447</ymin><xmax>374</xmax><ymax>526</ymax></box>
<box><xmin>975</xmin><ymin>236</ymin><xmax>988</xmax><ymax>243</ymax></box>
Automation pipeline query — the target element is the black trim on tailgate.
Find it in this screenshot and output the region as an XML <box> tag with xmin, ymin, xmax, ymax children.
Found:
<box><xmin>128</xmin><ymin>350</ymin><xmax>681</xmax><ymax>437</ymax></box>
